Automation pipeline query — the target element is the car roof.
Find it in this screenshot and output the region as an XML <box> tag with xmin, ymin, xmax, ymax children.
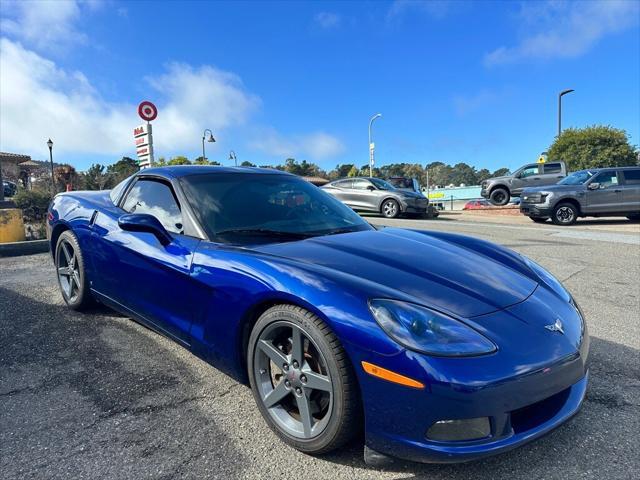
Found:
<box><xmin>137</xmin><ymin>165</ymin><xmax>294</xmax><ymax>179</ymax></box>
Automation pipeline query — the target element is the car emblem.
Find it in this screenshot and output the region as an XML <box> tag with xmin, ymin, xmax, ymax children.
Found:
<box><xmin>545</xmin><ymin>319</ymin><xmax>565</xmax><ymax>334</ymax></box>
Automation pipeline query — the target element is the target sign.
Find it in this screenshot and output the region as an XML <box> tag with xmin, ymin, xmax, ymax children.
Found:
<box><xmin>138</xmin><ymin>101</ymin><xmax>158</xmax><ymax>122</ymax></box>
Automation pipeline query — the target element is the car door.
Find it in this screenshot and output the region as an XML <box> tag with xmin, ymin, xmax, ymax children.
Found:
<box><xmin>539</xmin><ymin>162</ymin><xmax>566</xmax><ymax>186</ymax></box>
<box><xmin>584</xmin><ymin>170</ymin><xmax>623</xmax><ymax>214</ymax></box>
<box><xmin>511</xmin><ymin>164</ymin><xmax>541</xmax><ymax>194</ymax></box>
<box><xmin>90</xmin><ymin>177</ymin><xmax>201</xmax><ymax>345</ymax></box>
<box><xmin>349</xmin><ymin>178</ymin><xmax>379</xmax><ymax>211</ymax></box>
<box><xmin>325</xmin><ymin>180</ymin><xmax>353</xmax><ymax>205</ymax></box>
<box><xmin>619</xmin><ymin>168</ymin><xmax>640</xmax><ymax>213</ymax></box>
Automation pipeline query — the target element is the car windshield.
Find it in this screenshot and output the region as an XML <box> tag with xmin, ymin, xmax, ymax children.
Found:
<box><xmin>180</xmin><ymin>173</ymin><xmax>373</xmax><ymax>243</ymax></box>
<box><xmin>558</xmin><ymin>170</ymin><xmax>594</xmax><ymax>185</ymax></box>
<box><xmin>370</xmin><ymin>178</ymin><xmax>396</xmax><ymax>190</ymax></box>
<box><xmin>388</xmin><ymin>178</ymin><xmax>412</xmax><ymax>189</ymax></box>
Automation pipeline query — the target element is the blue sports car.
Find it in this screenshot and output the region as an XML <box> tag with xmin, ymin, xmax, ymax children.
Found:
<box><xmin>48</xmin><ymin>166</ymin><xmax>589</xmax><ymax>465</ymax></box>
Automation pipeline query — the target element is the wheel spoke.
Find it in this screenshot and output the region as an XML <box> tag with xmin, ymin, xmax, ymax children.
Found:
<box><xmin>71</xmin><ymin>271</ymin><xmax>81</xmax><ymax>294</ymax></box>
<box><xmin>263</xmin><ymin>381</ymin><xmax>290</xmax><ymax>408</ymax></box>
<box><xmin>61</xmin><ymin>242</ymin><xmax>73</xmax><ymax>264</ymax></box>
<box><xmin>257</xmin><ymin>339</ymin><xmax>288</xmax><ymax>366</ymax></box>
<box><xmin>290</xmin><ymin>326</ymin><xmax>304</xmax><ymax>365</ymax></box>
<box><xmin>296</xmin><ymin>393</ymin><xmax>313</xmax><ymax>437</ymax></box>
<box><xmin>301</xmin><ymin>369</ymin><xmax>332</xmax><ymax>393</ymax></box>
<box><xmin>58</xmin><ymin>267</ymin><xmax>70</xmax><ymax>276</ymax></box>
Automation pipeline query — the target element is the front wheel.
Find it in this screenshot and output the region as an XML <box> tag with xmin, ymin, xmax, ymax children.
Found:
<box><xmin>55</xmin><ymin>230</ymin><xmax>93</xmax><ymax>310</ymax></box>
<box><xmin>381</xmin><ymin>199</ymin><xmax>400</xmax><ymax>218</ymax></box>
<box><xmin>489</xmin><ymin>188</ymin><xmax>510</xmax><ymax>206</ymax></box>
<box><xmin>552</xmin><ymin>202</ymin><xmax>578</xmax><ymax>226</ymax></box>
<box><xmin>247</xmin><ymin>305</ymin><xmax>361</xmax><ymax>454</ymax></box>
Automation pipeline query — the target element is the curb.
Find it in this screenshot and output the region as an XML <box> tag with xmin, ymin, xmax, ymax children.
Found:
<box><xmin>0</xmin><ymin>239</ymin><xmax>49</xmax><ymax>257</ymax></box>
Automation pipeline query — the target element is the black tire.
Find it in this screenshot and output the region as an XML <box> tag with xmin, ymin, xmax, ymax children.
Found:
<box><xmin>552</xmin><ymin>202</ymin><xmax>578</xmax><ymax>226</ymax></box>
<box><xmin>530</xmin><ymin>217</ymin><xmax>548</xmax><ymax>224</ymax></box>
<box><xmin>55</xmin><ymin>230</ymin><xmax>93</xmax><ymax>310</ymax></box>
<box><xmin>489</xmin><ymin>187</ymin><xmax>510</xmax><ymax>206</ymax></box>
<box><xmin>381</xmin><ymin>199</ymin><xmax>400</xmax><ymax>218</ymax></box>
<box><xmin>247</xmin><ymin>305</ymin><xmax>361</xmax><ymax>454</ymax></box>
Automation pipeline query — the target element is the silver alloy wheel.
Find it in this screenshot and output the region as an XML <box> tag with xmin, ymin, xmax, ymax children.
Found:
<box><xmin>57</xmin><ymin>239</ymin><xmax>81</xmax><ymax>303</ymax></box>
<box><xmin>382</xmin><ymin>200</ymin><xmax>398</xmax><ymax>218</ymax></box>
<box><xmin>556</xmin><ymin>206</ymin><xmax>575</xmax><ymax>224</ymax></box>
<box><xmin>253</xmin><ymin>321</ymin><xmax>333</xmax><ymax>439</ymax></box>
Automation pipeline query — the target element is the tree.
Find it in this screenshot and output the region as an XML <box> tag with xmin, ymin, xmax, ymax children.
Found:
<box><xmin>491</xmin><ymin>167</ymin><xmax>510</xmax><ymax>177</ymax></box>
<box><xmin>347</xmin><ymin>165</ymin><xmax>359</xmax><ymax>177</ymax></box>
<box><xmin>107</xmin><ymin>157</ymin><xmax>138</xmax><ymax>184</ymax></box>
<box><xmin>547</xmin><ymin>125</ymin><xmax>637</xmax><ymax>171</ymax></box>
<box><xmin>83</xmin><ymin>163</ymin><xmax>112</xmax><ymax>190</ymax></box>
<box><xmin>167</xmin><ymin>156</ymin><xmax>191</xmax><ymax>165</ymax></box>
<box><xmin>240</xmin><ymin>161</ymin><xmax>256</xmax><ymax>167</ymax></box>
<box><xmin>53</xmin><ymin>164</ymin><xmax>79</xmax><ymax>192</ymax></box>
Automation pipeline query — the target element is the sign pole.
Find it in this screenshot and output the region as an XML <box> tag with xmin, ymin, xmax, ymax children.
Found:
<box><xmin>134</xmin><ymin>101</ymin><xmax>158</xmax><ymax>169</ymax></box>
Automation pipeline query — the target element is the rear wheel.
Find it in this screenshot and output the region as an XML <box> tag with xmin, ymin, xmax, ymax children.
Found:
<box><xmin>489</xmin><ymin>188</ymin><xmax>510</xmax><ymax>206</ymax></box>
<box><xmin>552</xmin><ymin>202</ymin><xmax>578</xmax><ymax>226</ymax></box>
<box><xmin>55</xmin><ymin>230</ymin><xmax>93</xmax><ymax>310</ymax></box>
<box><xmin>247</xmin><ymin>305</ymin><xmax>361</xmax><ymax>454</ymax></box>
<box><xmin>381</xmin><ymin>199</ymin><xmax>400</xmax><ymax>218</ymax></box>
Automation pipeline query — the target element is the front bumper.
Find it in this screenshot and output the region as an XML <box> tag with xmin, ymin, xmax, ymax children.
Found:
<box><xmin>401</xmin><ymin>199</ymin><xmax>429</xmax><ymax>214</ymax></box>
<box><xmin>348</xmin><ymin>288</ymin><xmax>590</xmax><ymax>464</ymax></box>
<box><xmin>520</xmin><ymin>203</ymin><xmax>552</xmax><ymax>218</ymax></box>
<box><xmin>480</xmin><ymin>188</ymin><xmax>490</xmax><ymax>199</ymax></box>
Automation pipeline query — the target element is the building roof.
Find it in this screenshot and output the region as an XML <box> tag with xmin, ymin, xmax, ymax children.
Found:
<box><xmin>0</xmin><ymin>152</ymin><xmax>31</xmax><ymax>163</ymax></box>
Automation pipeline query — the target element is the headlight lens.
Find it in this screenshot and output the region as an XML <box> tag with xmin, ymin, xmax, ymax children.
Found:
<box><xmin>521</xmin><ymin>255</ymin><xmax>571</xmax><ymax>302</ymax></box>
<box><xmin>369</xmin><ymin>299</ymin><xmax>497</xmax><ymax>356</ymax></box>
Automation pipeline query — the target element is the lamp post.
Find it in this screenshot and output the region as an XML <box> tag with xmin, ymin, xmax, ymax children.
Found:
<box><xmin>368</xmin><ymin>113</ymin><xmax>382</xmax><ymax>177</ymax></box>
<box><xmin>47</xmin><ymin>138</ymin><xmax>55</xmax><ymax>194</ymax></box>
<box><xmin>202</xmin><ymin>129</ymin><xmax>216</xmax><ymax>162</ymax></box>
<box><xmin>558</xmin><ymin>89</ymin><xmax>574</xmax><ymax>137</ymax></box>
<box><xmin>229</xmin><ymin>150</ymin><xmax>237</xmax><ymax>166</ymax></box>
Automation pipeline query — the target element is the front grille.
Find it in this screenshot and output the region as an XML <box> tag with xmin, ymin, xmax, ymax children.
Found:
<box><xmin>510</xmin><ymin>387</ymin><xmax>571</xmax><ymax>433</ymax></box>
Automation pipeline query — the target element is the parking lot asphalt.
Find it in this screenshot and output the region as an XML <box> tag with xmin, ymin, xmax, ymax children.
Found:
<box><xmin>1</xmin><ymin>216</ymin><xmax>639</xmax><ymax>480</ymax></box>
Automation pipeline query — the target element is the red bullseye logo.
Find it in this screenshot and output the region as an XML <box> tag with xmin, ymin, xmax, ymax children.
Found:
<box><xmin>138</xmin><ymin>101</ymin><xmax>158</xmax><ymax>122</ymax></box>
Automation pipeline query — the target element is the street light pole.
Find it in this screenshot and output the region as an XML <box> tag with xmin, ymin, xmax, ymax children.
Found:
<box><xmin>202</xmin><ymin>129</ymin><xmax>215</xmax><ymax>162</ymax></box>
<box><xmin>558</xmin><ymin>89</ymin><xmax>574</xmax><ymax>136</ymax></box>
<box><xmin>47</xmin><ymin>138</ymin><xmax>54</xmax><ymax>195</ymax></box>
<box><xmin>368</xmin><ymin>113</ymin><xmax>382</xmax><ymax>177</ymax></box>
<box><xmin>229</xmin><ymin>150</ymin><xmax>237</xmax><ymax>166</ymax></box>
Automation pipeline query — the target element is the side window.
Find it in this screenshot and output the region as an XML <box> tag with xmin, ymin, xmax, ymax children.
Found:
<box><xmin>591</xmin><ymin>171</ymin><xmax>618</xmax><ymax>189</ymax></box>
<box><xmin>520</xmin><ymin>165</ymin><xmax>540</xmax><ymax>178</ymax></box>
<box><xmin>333</xmin><ymin>180</ymin><xmax>353</xmax><ymax>189</ymax></box>
<box><xmin>352</xmin><ymin>179</ymin><xmax>373</xmax><ymax>190</ymax></box>
<box><xmin>543</xmin><ymin>163</ymin><xmax>562</xmax><ymax>174</ymax></box>
<box><xmin>121</xmin><ymin>179</ymin><xmax>184</xmax><ymax>234</ymax></box>
<box><xmin>621</xmin><ymin>169</ymin><xmax>640</xmax><ymax>185</ymax></box>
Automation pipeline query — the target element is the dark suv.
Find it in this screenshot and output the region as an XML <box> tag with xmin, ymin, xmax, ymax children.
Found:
<box><xmin>519</xmin><ymin>166</ymin><xmax>640</xmax><ymax>225</ymax></box>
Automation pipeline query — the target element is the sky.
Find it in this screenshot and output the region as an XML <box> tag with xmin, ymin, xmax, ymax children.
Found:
<box><xmin>0</xmin><ymin>0</ymin><xmax>639</xmax><ymax>173</ymax></box>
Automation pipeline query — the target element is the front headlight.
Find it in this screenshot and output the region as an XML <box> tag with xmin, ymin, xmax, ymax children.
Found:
<box><xmin>369</xmin><ymin>299</ymin><xmax>497</xmax><ymax>357</ymax></box>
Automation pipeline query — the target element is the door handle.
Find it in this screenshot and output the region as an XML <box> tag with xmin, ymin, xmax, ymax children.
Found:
<box><xmin>556</xmin><ymin>176</ymin><xmax>563</xmax><ymax>178</ymax></box>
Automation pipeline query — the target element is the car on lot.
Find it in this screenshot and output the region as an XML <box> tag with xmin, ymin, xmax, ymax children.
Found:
<box><xmin>462</xmin><ymin>199</ymin><xmax>491</xmax><ymax>210</ymax></box>
<box><xmin>481</xmin><ymin>161</ymin><xmax>568</xmax><ymax>206</ymax></box>
<box><xmin>48</xmin><ymin>166</ymin><xmax>589</xmax><ymax>466</ymax></box>
<box><xmin>321</xmin><ymin>177</ymin><xmax>428</xmax><ymax>218</ymax></box>
<box><xmin>520</xmin><ymin>166</ymin><xmax>640</xmax><ymax>225</ymax></box>
<box><xmin>3</xmin><ymin>179</ymin><xmax>17</xmax><ymax>198</ymax></box>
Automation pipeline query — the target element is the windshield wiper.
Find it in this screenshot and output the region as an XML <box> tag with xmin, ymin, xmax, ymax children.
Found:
<box><xmin>214</xmin><ymin>228</ymin><xmax>313</xmax><ymax>239</ymax></box>
<box><xmin>322</xmin><ymin>227</ymin><xmax>361</xmax><ymax>236</ymax></box>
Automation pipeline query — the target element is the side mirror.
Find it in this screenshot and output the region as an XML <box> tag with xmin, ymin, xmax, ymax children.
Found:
<box><xmin>588</xmin><ymin>182</ymin><xmax>600</xmax><ymax>190</ymax></box>
<box><xmin>118</xmin><ymin>213</ymin><xmax>172</xmax><ymax>246</ymax></box>
<box><xmin>366</xmin><ymin>185</ymin><xmax>376</xmax><ymax>191</ymax></box>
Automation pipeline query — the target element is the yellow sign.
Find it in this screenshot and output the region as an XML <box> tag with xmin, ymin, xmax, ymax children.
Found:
<box><xmin>537</xmin><ymin>155</ymin><xmax>546</xmax><ymax>164</ymax></box>
<box><xmin>428</xmin><ymin>192</ymin><xmax>445</xmax><ymax>199</ymax></box>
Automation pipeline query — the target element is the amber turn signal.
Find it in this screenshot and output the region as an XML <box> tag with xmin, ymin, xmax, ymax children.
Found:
<box><xmin>361</xmin><ymin>361</ymin><xmax>425</xmax><ymax>389</ymax></box>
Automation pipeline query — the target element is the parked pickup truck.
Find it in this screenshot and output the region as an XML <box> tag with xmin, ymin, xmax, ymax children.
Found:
<box><xmin>481</xmin><ymin>161</ymin><xmax>568</xmax><ymax>206</ymax></box>
<box><xmin>519</xmin><ymin>166</ymin><xmax>640</xmax><ymax>225</ymax></box>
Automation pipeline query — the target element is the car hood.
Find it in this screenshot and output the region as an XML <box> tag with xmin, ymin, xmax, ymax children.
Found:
<box><xmin>522</xmin><ymin>184</ymin><xmax>582</xmax><ymax>194</ymax></box>
<box><xmin>253</xmin><ymin>228</ymin><xmax>538</xmax><ymax>318</ymax></box>
<box><xmin>397</xmin><ymin>190</ymin><xmax>426</xmax><ymax>199</ymax></box>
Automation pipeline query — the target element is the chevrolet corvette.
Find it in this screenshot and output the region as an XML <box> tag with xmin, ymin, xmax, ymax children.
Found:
<box><xmin>47</xmin><ymin>166</ymin><xmax>589</xmax><ymax>465</ymax></box>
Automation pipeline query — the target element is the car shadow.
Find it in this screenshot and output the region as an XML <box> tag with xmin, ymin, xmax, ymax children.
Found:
<box><xmin>320</xmin><ymin>335</ymin><xmax>639</xmax><ymax>479</ymax></box>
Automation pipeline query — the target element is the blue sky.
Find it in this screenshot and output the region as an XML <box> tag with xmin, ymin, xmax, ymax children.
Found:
<box><xmin>1</xmin><ymin>0</ymin><xmax>638</xmax><ymax>172</ymax></box>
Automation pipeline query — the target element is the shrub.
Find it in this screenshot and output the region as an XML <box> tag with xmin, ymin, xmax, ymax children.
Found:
<box><xmin>13</xmin><ymin>188</ymin><xmax>53</xmax><ymax>221</ymax></box>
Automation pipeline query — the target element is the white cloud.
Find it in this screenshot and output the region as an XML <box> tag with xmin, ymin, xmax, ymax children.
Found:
<box><xmin>250</xmin><ymin>129</ymin><xmax>345</xmax><ymax>160</ymax></box>
<box><xmin>484</xmin><ymin>0</ymin><xmax>640</xmax><ymax>66</ymax></box>
<box><xmin>314</xmin><ymin>12</ymin><xmax>341</xmax><ymax>29</ymax></box>
<box><xmin>0</xmin><ymin>39</ymin><xmax>259</xmax><ymax>157</ymax></box>
<box><xmin>0</xmin><ymin>0</ymin><xmax>101</xmax><ymax>53</ymax></box>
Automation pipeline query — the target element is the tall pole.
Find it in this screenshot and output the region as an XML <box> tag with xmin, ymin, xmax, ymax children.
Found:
<box><xmin>558</xmin><ymin>89</ymin><xmax>574</xmax><ymax>136</ymax></box>
<box><xmin>368</xmin><ymin>113</ymin><xmax>382</xmax><ymax>177</ymax></box>
<box><xmin>47</xmin><ymin>139</ymin><xmax>55</xmax><ymax>195</ymax></box>
<box><xmin>201</xmin><ymin>136</ymin><xmax>205</xmax><ymax>162</ymax></box>
<box><xmin>202</xmin><ymin>129</ymin><xmax>215</xmax><ymax>163</ymax></box>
